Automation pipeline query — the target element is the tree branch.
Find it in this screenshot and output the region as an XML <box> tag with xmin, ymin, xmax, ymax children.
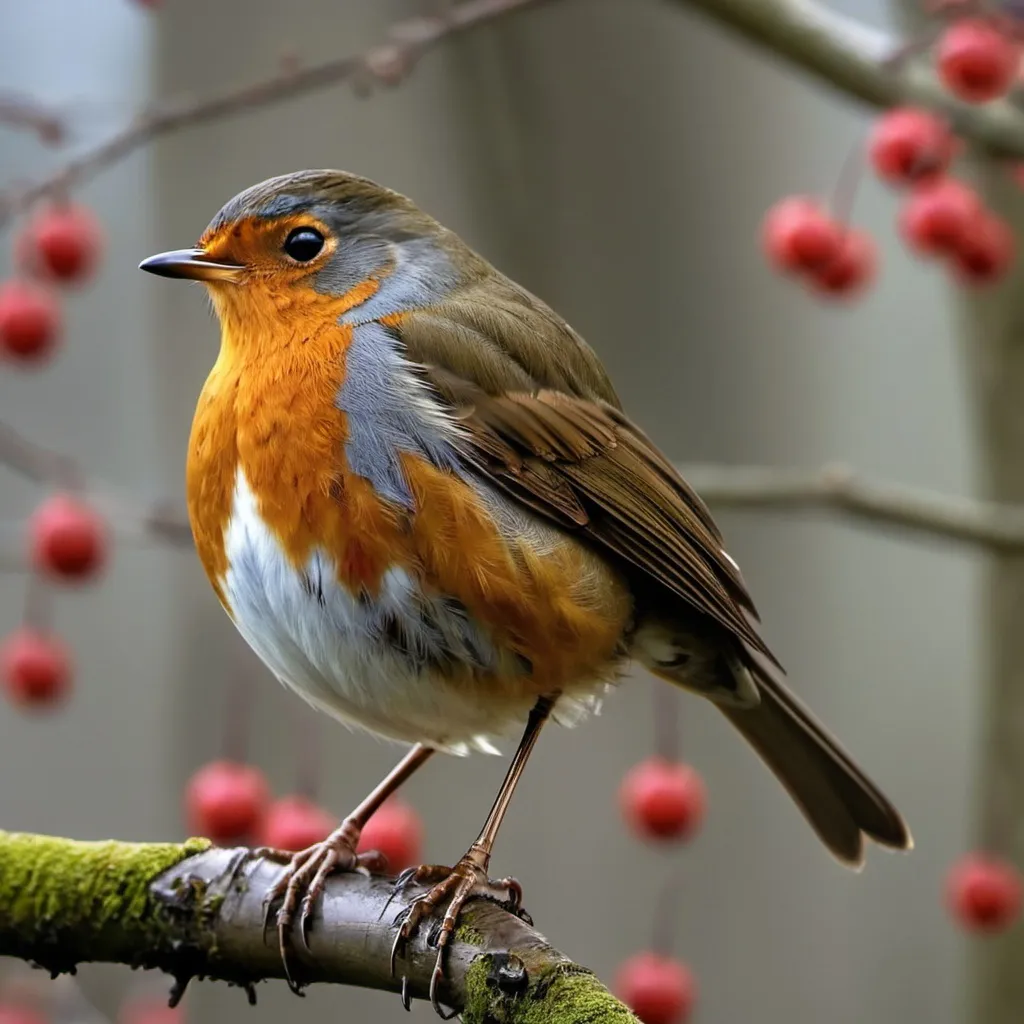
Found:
<box><xmin>0</xmin><ymin>0</ymin><xmax>558</xmax><ymax>227</ymax></box>
<box><xmin>667</xmin><ymin>0</ymin><xmax>1024</xmax><ymax>158</ymax></box>
<box><xmin>5</xmin><ymin>409</ymin><xmax>1024</xmax><ymax>565</ymax></box>
<box><xmin>680</xmin><ymin>462</ymin><xmax>1024</xmax><ymax>551</ymax></box>
<box><xmin>0</xmin><ymin>416</ymin><xmax>192</xmax><ymax>563</ymax></box>
<box><xmin>0</xmin><ymin>831</ymin><xmax>634</xmax><ymax>1024</ymax></box>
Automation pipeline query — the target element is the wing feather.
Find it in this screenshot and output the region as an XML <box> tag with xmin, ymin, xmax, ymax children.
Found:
<box><xmin>393</xmin><ymin>298</ymin><xmax>774</xmax><ymax>665</ymax></box>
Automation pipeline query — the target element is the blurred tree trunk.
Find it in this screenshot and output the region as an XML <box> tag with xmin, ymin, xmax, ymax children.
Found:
<box><xmin>957</xmin><ymin>164</ymin><xmax>1024</xmax><ymax>1024</ymax></box>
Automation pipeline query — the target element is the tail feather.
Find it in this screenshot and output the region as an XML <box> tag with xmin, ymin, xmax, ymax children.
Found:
<box><xmin>637</xmin><ymin>616</ymin><xmax>911</xmax><ymax>865</ymax></box>
<box><xmin>718</xmin><ymin>669</ymin><xmax>912</xmax><ymax>866</ymax></box>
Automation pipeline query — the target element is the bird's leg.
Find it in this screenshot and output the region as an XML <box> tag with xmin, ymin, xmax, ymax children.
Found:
<box><xmin>260</xmin><ymin>742</ymin><xmax>434</xmax><ymax>992</ymax></box>
<box><xmin>391</xmin><ymin>695</ymin><xmax>556</xmax><ymax>1016</ymax></box>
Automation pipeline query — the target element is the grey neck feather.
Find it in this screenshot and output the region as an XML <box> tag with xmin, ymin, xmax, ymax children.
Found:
<box><xmin>332</xmin><ymin>234</ymin><xmax>463</xmax><ymax>327</ymax></box>
<box><xmin>314</xmin><ymin>208</ymin><xmax>467</xmax><ymax>508</ymax></box>
<box><xmin>308</xmin><ymin>203</ymin><xmax>464</xmax><ymax>324</ymax></box>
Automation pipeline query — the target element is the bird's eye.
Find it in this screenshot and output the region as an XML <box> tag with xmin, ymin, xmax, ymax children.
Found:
<box><xmin>283</xmin><ymin>227</ymin><xmax>325</xmax><ymax>263</ymax></box>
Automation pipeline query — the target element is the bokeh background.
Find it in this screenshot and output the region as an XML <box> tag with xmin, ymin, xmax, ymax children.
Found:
<box><xmin>0</xmin><ymin>1</ymin><xmax>981</xmax><ymax>1022</ymax></box>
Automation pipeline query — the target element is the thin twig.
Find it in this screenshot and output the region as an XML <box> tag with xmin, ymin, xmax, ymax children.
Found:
<box><xmin>0</xmin><ymin>417</ymin><xmax>192</xmax><ymax>549</ymax></box>
<box><xmin>680</xmin><ymin>461</ymin><xmax>1024</xmax><ymax>551</ymax></box>
<box><xmin>653</xmin><ymin>683</ymin><xmax>680</xmax><ymax>763</ymax></box>
<box><xmin>4</xmin><ymin>0</ymin><xmax>1023</xmax><ymax>221</ymax></box>
<box><xmin>0</xmin><ymin>420</ymin><xmax>80</xmax><ymax>487</ymax></box>
<box><xmin>0</xmin><ymin>0</ymin><xmax>557</xmax><ymax>226</ymax></box>
<box><xmin>0</xmin><ymin>93</ymin><xmax>65</xmax><ymax>144</ymax></box>
<box><xmin>670</xmin><ymin>0</ymin><xmax>1024</xmax><ymax>158</ymax></box>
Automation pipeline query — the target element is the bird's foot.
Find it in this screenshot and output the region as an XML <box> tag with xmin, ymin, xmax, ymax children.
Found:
<box><xmin>258</xmin><ymin>822</ymin><xmax>388</xmax><ymax>994</ymax></box>
<box><xmin>389</xmin><ymin>844</ymin><xmax>524</xmax><ymax>1017</ymax></box>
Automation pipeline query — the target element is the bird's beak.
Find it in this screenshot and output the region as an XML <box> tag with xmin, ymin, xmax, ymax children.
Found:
<box><xmin>138</xmin><ymin>248</ymin><xmax>244</xmax><ymax>283</ymax></box>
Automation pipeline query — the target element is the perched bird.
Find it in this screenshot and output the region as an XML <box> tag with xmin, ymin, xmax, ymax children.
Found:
<box><xmin>141</xmin><ymin>170</ymin><xmax>911</xmax><ymax>1005</ymax></box>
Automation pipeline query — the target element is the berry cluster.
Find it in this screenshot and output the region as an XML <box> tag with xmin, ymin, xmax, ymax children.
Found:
<box><xmin>1</xmin><ymin>207</ymin><xmax>108</xmax><ymax>712</ymax></box>
<box><xmin>764</xmin><ymin>12</ymin><xmax>1022</xmax><ymax>300</ymax></box>
<box><xmin>0</xmin><ymin>205</ymin><xmax>101</xmax><ymax>364</ymax></box>
<box><xmin>763</xmin><ymin>197</ymin><xmax>877</xmax><ymax>298</ymax></box>
<box><xmin>184</xmin><ymin>684</ymin><xmax>427</xmax><ymax>872</ymax></box>
<box><xmin>760</xmin><ymin>1</ymin><xmax>1024</xmax><ymax>945</ymax></box>
<box><xmin>184</xmin><ymin>758</ymin><xmax>424</xmax><ymax>868</ymax></box>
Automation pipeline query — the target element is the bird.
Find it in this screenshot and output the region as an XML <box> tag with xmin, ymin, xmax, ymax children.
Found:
<box><xmin>140</xmin><ymin>169</ymin><xmax>911</xmax><ymax>1008</ymax></box>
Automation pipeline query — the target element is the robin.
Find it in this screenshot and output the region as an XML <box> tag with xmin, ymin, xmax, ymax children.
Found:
<box><xmin>140</xmin><ymin>170</ymin><xmax>911</xmax><ymax>1007</ymax></box>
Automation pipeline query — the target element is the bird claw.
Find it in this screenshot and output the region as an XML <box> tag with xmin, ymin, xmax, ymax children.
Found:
<box><xmin>394</xmin><ymin>864</ymin><xmax>422</xmax><ymax>890</ymax></box>
<box><xmin>430</xmin><ymin>963</ymin><xmax>458</xmax><ymax>1019</ymax></box>
<box><xmin>299</xmin><ymin>895</ymin><xmax>316</xmax><ymax>953</ymax></box>
<box><xmin>258</xmin><ymin>824</ymin><xmax>379</xmax><ymax>993</ymax></box>
<box><xmin>388</xmin><ymin>854</ymin><xmax>523</xmax><ymax>1018</ymax></box>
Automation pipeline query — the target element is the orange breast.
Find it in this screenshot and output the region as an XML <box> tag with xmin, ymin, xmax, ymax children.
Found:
<box><xmin>187</xmin><ymin>286</ymin><xmax>398</xmax><ymax>608</ymax></box>
<box><xmin>187</xmin><ymin>293</ymin><xmax>631</xmax><ymax>689</ymax></box>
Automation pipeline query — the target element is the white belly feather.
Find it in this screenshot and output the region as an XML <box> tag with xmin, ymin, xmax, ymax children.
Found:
<box><xmin>221</xmin><ymin>470</ymin><xmax>603</xmax><ymax>754</ymax></box>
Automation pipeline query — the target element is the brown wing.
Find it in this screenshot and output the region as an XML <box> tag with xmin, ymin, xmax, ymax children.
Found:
<box><xmin>394</xmin><ymin>287</ymin><xmax>778</xmax><ymax>666</ymax></box>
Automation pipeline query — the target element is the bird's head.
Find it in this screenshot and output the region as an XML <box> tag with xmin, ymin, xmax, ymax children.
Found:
<box><xmin>140</xmin><ymin>170</ymin><xmax>466</xmax><ymax>347</ymax></box>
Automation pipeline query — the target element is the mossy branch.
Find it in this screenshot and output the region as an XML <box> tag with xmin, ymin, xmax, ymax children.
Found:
<box><xmin>0</xmin><ymin>830</ymin><xmax>636</xmax><ymax>1024</ymax></box>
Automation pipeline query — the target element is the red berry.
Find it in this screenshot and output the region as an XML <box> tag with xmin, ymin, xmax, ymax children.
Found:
<box><xmin>259</xmin><ymin>795</ymin><xmax>335</xmax><ymax>852</ymax></box>
<box><xmin>615</xmin><ymin>952</ymin><xmax>696</xmax><ymax>1024</ymax></box>
<box><xmin>619</xmin><ymin>757</ymin><xmax>706</xmax><ymax>842</ymax></box>
<box><xmin>29</xmin><ymin>494</ymin><xmax>107</xmax><ymax>582</ymax></box>
<box><xmin>762</xmin><ymin>197</ymin><xmax>844</xmax><ymax>273</ymax></box>
<box><xmin>899</xmin><ymin>178</ymin><xmax>982</xmax><ymax>256</ymax></box>
<box><xmin>947</xmin><ymin>853</ymin><xmax>1023</xmax><ymax>932</ymax></box>
<box><xmin>357</xmin><ymin>797</ymin><xmax>424</xmax><ymax>872</ymax></box>
<box><xmin>868</xmin><ymin>107</ymin><xmax>956</xmax><ymax>185</ymax></box>
<box><xmin>185</xmin><ymin>760</ymin><xmax>269</xmax><ymax>843</ymax></box>
<box><xmin>952</xmin><ymin>212</ymin><xmax>1016</xmax><ymax>284</ymax></box>
<box><xmin>18</xmin><ymin>204</ymin><xmax>103</xmax><ymax>284</ymax></box>
<box><xmin>1</xmin><ymin>628</ymin><xmax>71</xmax><ymax>709</ymax></box>
<box><xmin>937</xmin><ymin>19</ymin><xmax>1019</xmax><ymax>103</ymax></box>
<box><xmin>809</xmin><ymin>230</ymin><xmax>878</xmax><ymax>297</ymax></box>
<box><xmin>0</xmin><ymin>279</ymin><xmax>61</xmax><ymax>363</ymax></box>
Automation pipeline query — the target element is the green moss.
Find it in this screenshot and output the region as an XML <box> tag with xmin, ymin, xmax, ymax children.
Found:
<box><xmin>462</xmin><ymin>956</ymin><xmax>497</xmax><ymax>1023</ymax></box>
<box><xmin>0</xmin><ymin>831</ymin><xmax>211</xmax><ymax>972</ymax></box>
<box><xmin>205</xmin><ymin>892</ymin><xmax>226</xmax><ymax>915</ymax></box>
<box><xmin>518</xmin><ymin>967</ymin><xmax>637</xmax><ymax>1024</ymax></box>
<box><xmin>462</xmin><ymin>954</ymin><xmax>638</xmax><ymax>1024</ymax></box>
<box><xmin>456</xmin><ymin>919</ymin><xmax>488</xmax><ymax>947</ymax></box>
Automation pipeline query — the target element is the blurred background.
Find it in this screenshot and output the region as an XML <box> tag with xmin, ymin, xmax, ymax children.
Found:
<box><xmin>0</xmin><ymin>0</ymin><xmax>985</xmax><ymax>1022</ymax></box>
